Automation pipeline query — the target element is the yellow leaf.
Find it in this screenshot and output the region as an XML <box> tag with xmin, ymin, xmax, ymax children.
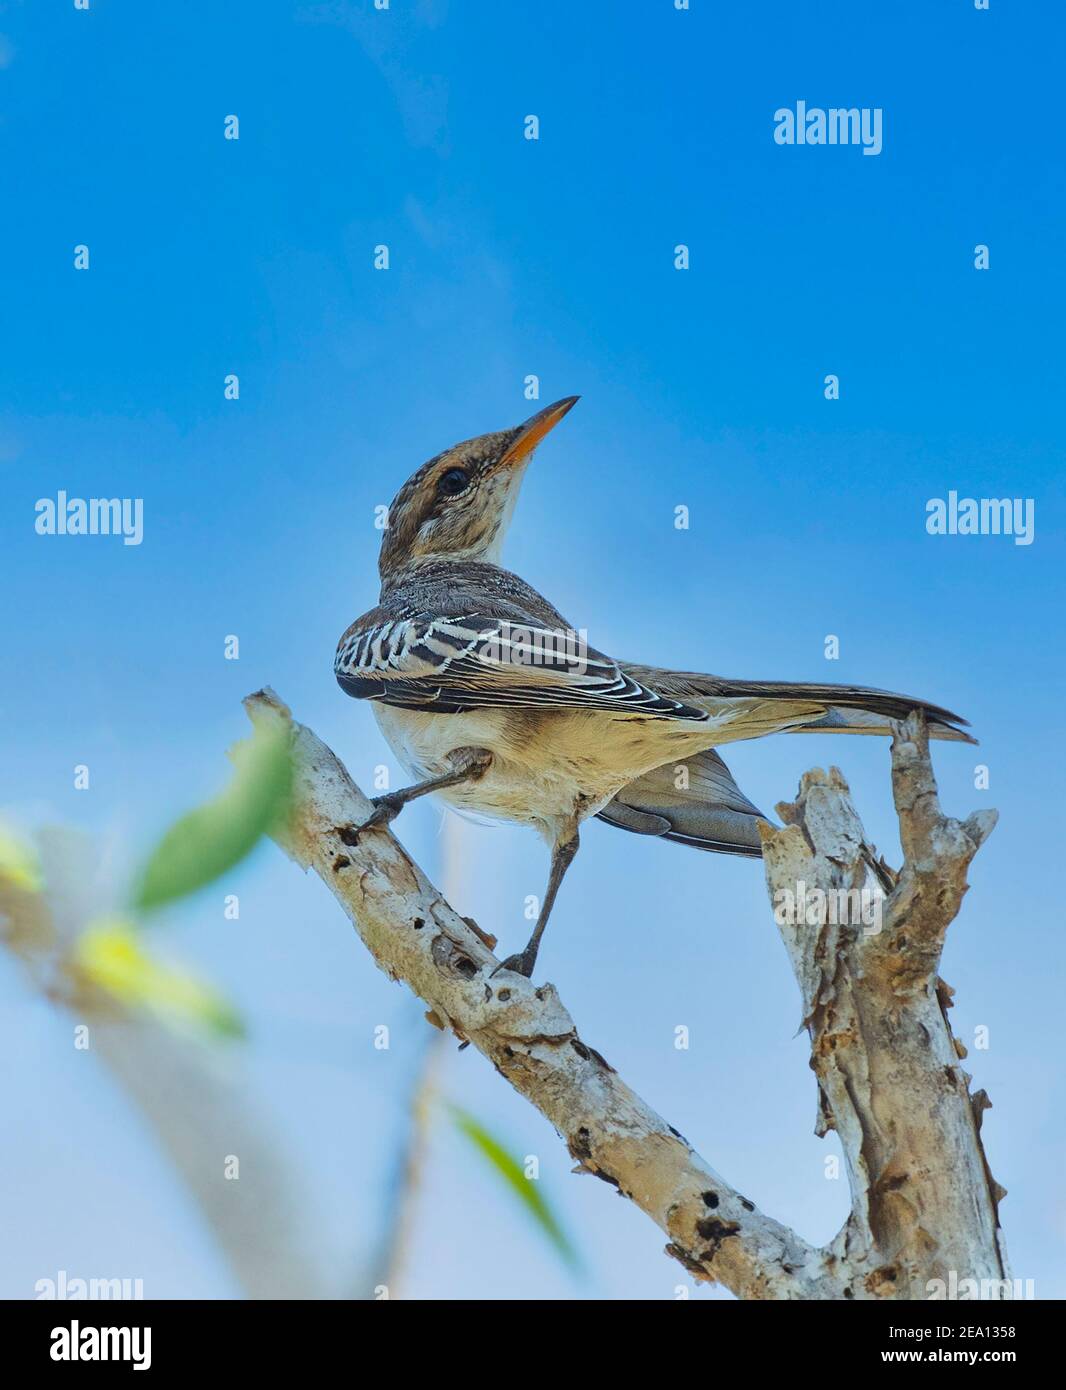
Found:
<box><xmin>0</xmin><ymin>823</ymin><xmax>43</xmax><ymax>893</ymax></box>
<box><xmin>74</xmin><ymin>918</ymin><xmax>244</xmax><ymax>1039</ymax></box>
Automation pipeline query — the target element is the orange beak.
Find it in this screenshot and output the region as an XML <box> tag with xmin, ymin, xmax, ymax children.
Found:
<box><xmin>498</xmin><ymin>396</ymin><xmax>580</xmax><ymax>469</ymax></box>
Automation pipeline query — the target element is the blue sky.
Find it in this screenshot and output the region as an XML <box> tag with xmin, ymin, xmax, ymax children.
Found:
<box><xmin>2</xmin><ymin>1</ymin><xmax>1063</xmax><ymax>1299</ymax></box>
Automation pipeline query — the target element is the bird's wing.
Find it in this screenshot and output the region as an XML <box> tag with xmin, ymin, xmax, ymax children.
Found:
<box><xmin>597</xmin><ymin>749</ymin><xmax>766</xmax><ymax>856</ymax></box>
<box><xmin>335</xmin><ymin>612</ymin><xmax>708</xmax><ymax>720</ymax></box>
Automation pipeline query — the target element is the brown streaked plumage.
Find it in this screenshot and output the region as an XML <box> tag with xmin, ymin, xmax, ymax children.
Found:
<box><xmin>335</xmin><ymin>397</ymin><xmax>973</xmax><ymax>976</ymax></box>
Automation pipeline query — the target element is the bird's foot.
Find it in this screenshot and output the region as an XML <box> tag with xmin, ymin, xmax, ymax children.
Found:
<box><xmin>492</xmin><ymin>949</ymin><xmax>538</xmax><ymax>979</ymax></box>
<box><xmin>361</xmin><ymin>792</ymin><xmax>406</xmax><ymax>830</ymax></box>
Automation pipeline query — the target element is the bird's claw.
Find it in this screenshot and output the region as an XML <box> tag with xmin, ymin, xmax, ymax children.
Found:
<box><xmin>492</xmin><ymin>950</ymin><xmax>537</xmax><ymax>979</ymax></box>
<box><xmin>362</xmin><ymin>792</ymin><xmax>405</xmax><ymax>829</ymax></box>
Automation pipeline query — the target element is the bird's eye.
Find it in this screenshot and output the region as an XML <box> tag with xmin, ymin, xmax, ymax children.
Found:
<box><xmin>438</xmin><ymin>467</ymin><xmax>469</xmax><ymax>496</ymax></box>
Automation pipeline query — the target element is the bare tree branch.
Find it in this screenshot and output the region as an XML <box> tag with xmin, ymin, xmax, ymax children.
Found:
<box><xmin>246</xmin><ymin>692</ymin><xmax>1007</xmax><ymax>1300</ymax></box>
<box><xmin>759</xmin><ymin>713</ymin><xmax>1008</xmax><ymax>1298</ymax></box>
<box><xmin>244</xmin><ymin>687</ymin><xmax>846</xmax><ymax>1300</ymax></box>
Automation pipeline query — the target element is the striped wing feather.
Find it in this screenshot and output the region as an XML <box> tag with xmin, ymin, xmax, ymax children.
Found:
<box><xmin>335</xmin><ymin>614</ymin><xmax>709</xmax><ymax>720</ymax></box>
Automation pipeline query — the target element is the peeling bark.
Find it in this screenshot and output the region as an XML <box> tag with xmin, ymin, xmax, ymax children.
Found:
<box><xmin>247</xmin><ymin>691</ymin><xmax>1007</xmax><ymax>1300</ymax></box>
<box><xmin>759</xmin><ymin>713</ymin><xmax>1007</xmax><ymax>1298</ymax></box>
<box><xmin>244</xmin><ymin>688</ymin><xmax>843</xmax><ymax>1299</ymax></box>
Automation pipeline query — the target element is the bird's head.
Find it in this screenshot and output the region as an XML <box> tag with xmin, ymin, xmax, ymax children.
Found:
<box><xmin>378</xmin><ymin>396</ymin><xmax>579</xmax><ymax>580</ymax></box>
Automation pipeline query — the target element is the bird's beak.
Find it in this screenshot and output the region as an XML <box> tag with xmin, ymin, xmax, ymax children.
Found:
<box><xmin>498</xmin><ymin>396</ymin><xmax>580</xmax><ymax>469</ymax></box>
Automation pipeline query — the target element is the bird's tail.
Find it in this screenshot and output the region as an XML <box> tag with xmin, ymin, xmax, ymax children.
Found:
<box><xmin>722</xmin><ymin>679</ymin><xmax>974</xmax><ymax>744</ymax></box>
<box><xmin>621</xmin><ymin>664</ymin><xmax>976</xmax><ymax>746</ymax></box>
<box><xmin>599</xmin><ymin>676</ymin><xmax>974</xmax><ymax>857</ymax></box>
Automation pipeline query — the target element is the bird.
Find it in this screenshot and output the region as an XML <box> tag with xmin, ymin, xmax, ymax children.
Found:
<box><xmin>335</xmin><ymin>397</ymin><xmax>973</xmax><ymax>977</ymax></box>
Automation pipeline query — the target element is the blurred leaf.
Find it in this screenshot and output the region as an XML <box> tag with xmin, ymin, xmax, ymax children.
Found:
<box><xmin>74</xmin><ymin>917</ymin><xmax>244</xmax><ymax>1038</ymax></box>
<box><xmin>446</xmin><ymin>1103</ymin><xmax>579</xmax><ymax>1271</ymax></box>
<box><xmin>132</xmin><ymin>722</ymin><xmax>293</xmax><ymax>913</ymax></box>
<box><xmin>0</xmin><ymin>822</ymin><xmax>43</xmax><ymax>893</ymax></box>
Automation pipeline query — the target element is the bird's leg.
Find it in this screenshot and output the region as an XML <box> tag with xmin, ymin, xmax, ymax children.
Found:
<box><xmin>495</xmin><ymin>825</ymin><xmax>580</xmax><ymax>978</ymax></box>
<box><xmin>362</xmin><ymin>747</ymin><xmax>492</xmax><ymax>829</ymax></box>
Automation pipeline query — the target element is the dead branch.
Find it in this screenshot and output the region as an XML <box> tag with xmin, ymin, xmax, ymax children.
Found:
<box><xmin>244</xmin><ymin>687</ymin><xmax>844</xmax><ymax>1299</ymax></box>
<box><xmin>246</xmin><ymin>692</ymin><xmax>1006</xmax><ymax>1300</ymax></box>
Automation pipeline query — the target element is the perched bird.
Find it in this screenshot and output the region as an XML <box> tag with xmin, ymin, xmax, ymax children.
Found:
<box><xmin>335</xmin><ymin>398</ymin><xmax>972</xmax><ymax>976</ymax></box>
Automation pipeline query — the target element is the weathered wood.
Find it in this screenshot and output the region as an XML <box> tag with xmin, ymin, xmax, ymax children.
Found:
<box><xmin>247</xmin><ymin>691</ymin><xmax>1006</xmax><ymax>1299</ymax></box>
<box><xmin>244</xmin><ymin>687</ymin><xmax>844</xmax><ymax>1299</ymax></box>
<box><xmin>759</xmin><ymin>713</ymin><xmax>1007</xmax><ymax>1299</ymax></box>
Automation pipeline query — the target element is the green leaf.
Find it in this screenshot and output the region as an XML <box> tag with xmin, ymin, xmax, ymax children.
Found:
<box><xmin>132</xmin><ymin>722</ymin><xmax>293</xmax><ymax>913</ymax></box>
<box><xmin>74</xmin><ymin>917</ymin><xmax>245</xmax><ymax>1039</ymax></box>
<box><xmin>446</xmin><ymin>1103</ymin><xmax>579</xmax><ymax>1271</ymax></box>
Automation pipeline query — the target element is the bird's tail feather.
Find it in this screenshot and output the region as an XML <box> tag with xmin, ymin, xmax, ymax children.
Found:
<box><xmin>597</xmin><ymin>749</ymin><xmax>766</xmax><ymax>857</ymax></box>
<box><xmin>623</xmin><ymin>665</ymin><xmax>976</xmax><ymax>746</ymax></box>
<box><xmin>714</xmin><ymin>679</ymin><xmax>973</xmax><ymax>742</ymax></box>
<box><xmin>599</xmin><ymin>674</ymin><xmax>975</xmax><ymax>857</ymax></box>
<box><xmin>781</xmin><ymin>703</ymin><xmax>974</xmax><ymax>742</ymax></box>
<box><xmin>707</xmin><ymin>679</ymin><xmax>973</xmax><ymax>742</ymax></box>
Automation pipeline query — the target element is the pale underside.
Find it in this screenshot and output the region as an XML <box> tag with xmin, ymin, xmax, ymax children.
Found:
<box><xmin>373</xmin><ymin>698</ymin><xmax>822</xmax><ymax>843</ymax></box>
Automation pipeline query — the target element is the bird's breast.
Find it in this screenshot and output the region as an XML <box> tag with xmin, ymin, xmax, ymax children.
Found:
<box><xmin>372</xmin><ymin>701</ymin><xmax>536</xmax><ymax>819</ymax></box>
<box><xmin>372</xmin><ymin>702</ymin><xmax>513</xmax><ymax>782</ymax></box>
<box><xmin>371</xmin><ymin>703</ymin><xmax>658</xmax><ymax>837</ymax></box>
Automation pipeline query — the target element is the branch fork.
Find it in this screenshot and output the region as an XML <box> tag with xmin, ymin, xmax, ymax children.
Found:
<box><xmin>246</xmin><ymin>691</ymin><xmax>1006</xmax><ymax>1300</ymax></box>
